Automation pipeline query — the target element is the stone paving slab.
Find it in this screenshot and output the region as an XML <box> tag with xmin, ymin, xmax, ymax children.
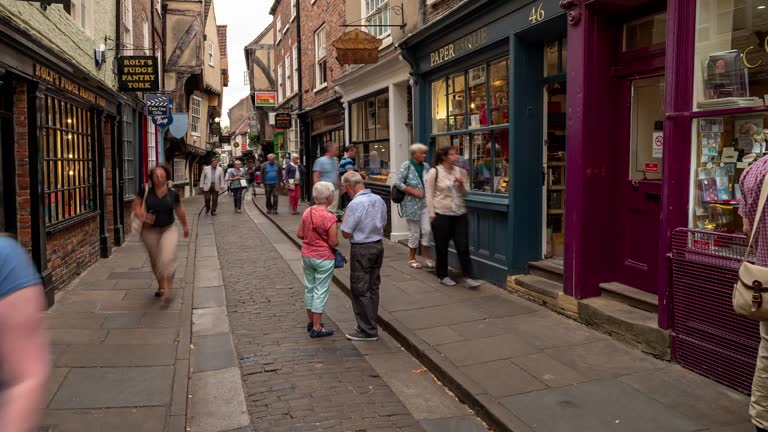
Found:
<box><xmin>256</xmin><ymin>197</ymin><xmax>752</xmax><ymax>432</ymax></box>
<box><xmin>55</xmin><ymin>343</ymin><xmax>177</xmax><ymax>367</ymax></box>
<box><xmin>49</xmin><ymin>366</ymin><xmax>174</xmax><ymax>409</ymax></box>
<box><xmin>42</xmin><ymin>407</ymin><xmax>167</xmax><ymax>432</ymax></box>
<box><xmin>191</xmin><ymin>333</ymin><xmax>238</xmax><ymax>372</ymax></box>
<box><xmin>189</xmin><ymin>368</ymin><xmax>249</xmax><ymax>431</ymax></box>
<box><xmin>420</xmin><ymin>416</ymin><xmax>489</xmax><ymax>432</ymax></box>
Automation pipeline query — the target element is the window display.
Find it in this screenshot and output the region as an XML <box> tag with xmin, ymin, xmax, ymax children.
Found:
<box><xmin>350</xmin><ymin>91</ymin><xmax>390</xmax><ymax>183</ymax></box>
<box><xmin>430</xmin><ymin>55</ymin><xmax>510</xmax><ymax>194</ymax></box>
<box><xmin>694</xmin><ymin>0</ymin><xmax>768</xmax><ymax>110</ymax></box>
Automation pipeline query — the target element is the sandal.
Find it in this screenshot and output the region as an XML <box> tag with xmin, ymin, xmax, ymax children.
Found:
<box><xmin>310</xmin><ymin>328</ymin><xmax>335</xmax><ymax>338</ymax></box>
<box><xmin>306</xmin><ymin>322</ymin><xmax>325</xmax><ymax>332</ymax></box>
<box><xmin>408</xmin><ymin>260</ymin><xmax>423</xmax><ymax>269</ymax></box>
<box><xmin>423</xmin><ymin>260</ymin><xmax>435</xmax><ymax>269</ymax></box>
<box><xmin>154</xmin><ymin>289</ymin><xmax>163</xmax><ymax>297</ymax></box>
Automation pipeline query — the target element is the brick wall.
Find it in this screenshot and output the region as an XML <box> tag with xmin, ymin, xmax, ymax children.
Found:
<box><xmin>425</xmin><ymin>0</ymin><xmax>465</xmax><ymax>25</ymax></box>
<box><xmin>300</xmin><ymin>0</ymin><xmax>346</xmax><ymax>110</ymax></box>
<box><xmin>130</xmin><ymin>0</ymin><xmax>153</xmax><ymax>55</ymax></box>
<box><xmin>13</xmin><ymin>80</ymin><xmax>31</xmax><ymax>252</ymax></box>
<box><xmin>104</xmin><ymin>116</ymin><xmax>115</xmax><ymax>250</ymax></box>
<box><xmin>47</xmin><ymin>218</ymin><xmax>100</xmax><ymax>291</ymax></box>
<box><xmin>272</xmin><ymin>0</ymin><xmax>299</xmax><ymax>108</ymax></box>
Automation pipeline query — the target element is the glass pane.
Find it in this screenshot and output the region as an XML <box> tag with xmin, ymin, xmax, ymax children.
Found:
<box><xmin>490</xmin><ymin>58</ymin><xmax>509</xmax><ymax>125</ymax></box>
<box><xmin>448</xmin><ymin>73</ymin><xmax>466</xmax><ymax>131</ymax></box>
<box><xmin>431</xmin><ymin>79</ymin><xmax>447</xmax><ymax>133</ymax></box>
<box><xmin>545</xmin><ymin>41</ymin><xmax>560</xmax><ymax>77</ymax></box>
<box><xmin>694</xmin><ymin>1</ymin><xmax>768</xmax><ymax>109</ymax></box>
<box><xmin>365</xmin><ymin>97</ymin><xmax>376</xmax><ymax>140</ymax></box>
<box><xmin>623</xmin><ymin>12</ymin><xmax>667</xmax><ymax>51</ymax></box>
<box><xmin>561</xmin><ymin>37</ymin><xmax>568</xmax><ymax>73</ymax></box>
<box><xmin>376</xmin><ymin>93</ymin><xmax>389</xmax><ymax>139</ymax></box>
<box><xmin>452</xmin><ymin>134</ymin><xmax>471</xmax><ymax>172</ymax></box>
<box><xmin>468</xmin><ymin>65</ymin><xmax>488</xmax><ymax>128</ymax></box>
<box><xmin>492</xmin><ymin>129</ymin><xmax>510</xmax><ymax>193</ymax></box>
<box><xmin>351</xmin><ymin>101</ymin><xmax>364</xmax><ymax>141</ymax></box>
<box><xmin>629</xmin><ymin>76</ymin><xmax>665</xmax><ymax>181</ymax></box>
<box><xmin>470</xmin><ymin>131</ymin><xmax>493</xmax><ymax>192</ymax></box>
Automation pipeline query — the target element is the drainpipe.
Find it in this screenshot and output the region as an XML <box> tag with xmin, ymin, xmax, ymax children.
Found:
<box><xmin>296</xmin><ymin>0</ymin><xmax>303</xmax><ymax>112</ymax></box>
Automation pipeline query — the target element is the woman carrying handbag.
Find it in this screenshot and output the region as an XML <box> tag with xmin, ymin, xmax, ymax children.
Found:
<box><xmin>737</xmin><ymin>157</ymin><xmax>768</xmax><ymax>432</ymax></box>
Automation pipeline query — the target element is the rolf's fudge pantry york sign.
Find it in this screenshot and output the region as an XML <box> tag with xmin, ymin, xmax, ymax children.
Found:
<box><xmin>116</xmin><ymin>56</ymin><xmax>159</xmax><ymax>92</ymax></box>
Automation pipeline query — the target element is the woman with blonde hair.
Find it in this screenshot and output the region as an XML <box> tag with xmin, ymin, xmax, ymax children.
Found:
<box><xmin>297</xmin><ymin>181</ymin><xmax>338</xmax><ymax>338</ymax></box>
<box><xmin>132</xmin><ymin>164</ymin><xmax>190</xmax><ymax>303</ymax></box>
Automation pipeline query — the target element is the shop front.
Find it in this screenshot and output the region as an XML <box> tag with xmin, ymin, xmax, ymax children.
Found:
<box><xmin>300</xmin><ymin>98</ymin><xmax>345</xmax><ymax>200</ymax></box>
<box><xmin>400</xmin><ymin>0</ymin><xmax>567</xmax><ymax>285</ymax></box>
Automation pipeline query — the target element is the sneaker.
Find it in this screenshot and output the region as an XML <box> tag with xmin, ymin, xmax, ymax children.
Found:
<box><xmin>310</xmin><ymin>328</ymin><xmax>335</xmax><ymax>338</ymax></box>
<box><xmin>463</xmin><ymin>278</ymin><xmax>482</xmax><ymax>289</ymax></box>
<box><xmin>440</xmin><ymin>277</ymin><xmax>457</xmax><ymax>286</ymax></box>
<box><xmin>345</xmin><ymin>331</ymin><xmax>378</xmax><ymax>341</ymax></box>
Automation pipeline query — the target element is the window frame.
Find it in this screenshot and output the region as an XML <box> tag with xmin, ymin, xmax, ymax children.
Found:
<box><xmin>142</xmin><ymin>14</ymin><xmax>149</xmax><ymax>55</ymax></box>
<box><xmin>147</xmin><ymin>117</ymin><xmax>157</xmax><ymax>174</ymax></box>
<box><xmin>122</xmin><ymin>108</ymin><xmax>137</xmax><ymax>200</ymax></box>
<box><xmin>315</xmin><ymin>25</ymin><xmax>328</xmax><ymax>90</ymax></box>
<box><xmin>292</xmin><ymin>44</ymin><xmax>299</xmax><ymax>93</ymax></box>
<box><xmin>191</xmin><ymin>96</ymin><xmax>202</xmax><ymax>136</ymax></box>
<box><xmin>208</xmin><ymin>40</ymin><xmax>215</xmax><ymax>67</ymax></box>
<box><xmin>277</xmin><ymin>62</ymin><xmax>284</xmax><ymax>102</ymax></box>
<box><xmin>276</xmin><ymin>16</ymin><xmax>282</xmax><ymax>42</ymax></box>
<box><xmin>70</xmin><ymin>0</ymin><xmax>94</xmax><ymax>35</ymax></box>
<box><xmin>122</xmin><ymin>0</ymin><xmax>133</xmax><ymax>51</ymax></box>
<box><xmin>285</xmin><ymin>53</ymin><xmax>292</xmax><ymax>96</ymax></box>
<box><xmin>364</xmin><ymin>0</ymin><xmax>391</xmax><ymax>39</ymax></box>
<box><xmin>173</xmin><ymin>158</ymin><xmax>186</xmax><ymax>183</ymax></box>
<box><xmin>291</xmin><ymin>0</ymin><xmax>297</xmax><ymax>21</ymax></box>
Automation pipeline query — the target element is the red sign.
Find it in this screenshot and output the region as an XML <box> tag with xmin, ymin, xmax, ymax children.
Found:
<box><xmin>644</xmin><ymin>162</ymin><xmax>660</xmax><ymax>173</ymax></box>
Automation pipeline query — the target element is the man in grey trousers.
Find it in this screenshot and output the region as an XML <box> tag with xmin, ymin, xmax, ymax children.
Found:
<box><xmin>340</xmin><ymin>171</ymin><xmax>387</xmax><ymax>341</ymax></box>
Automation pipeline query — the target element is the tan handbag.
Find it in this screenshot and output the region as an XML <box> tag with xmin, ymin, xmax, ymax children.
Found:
<box><xmin>130</xmin><ymin>183</ymin><xmax>149</xmax><ymax>233</ymax></box>
<box><xmin>734</xmin><ymin>173</ymin><xmax>768</xmax><ymax>320</ymax></box>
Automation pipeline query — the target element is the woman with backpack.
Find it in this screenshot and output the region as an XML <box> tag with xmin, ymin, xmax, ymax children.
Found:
<box><xmin>424</xmin><ymin>145</ymin><xmax>481</xmax><ymax>288</ymax></box>
<box><xmin>394</xmin><ymin>143</ymin><xmax>433</xmax><ymax>270</ymax></box>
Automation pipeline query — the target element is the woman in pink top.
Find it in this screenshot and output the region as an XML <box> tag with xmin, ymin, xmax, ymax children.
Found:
<box><xmin>296</xmin><ymin>181</ymin><xmax>339</xmax><ymax>338</ymax></box>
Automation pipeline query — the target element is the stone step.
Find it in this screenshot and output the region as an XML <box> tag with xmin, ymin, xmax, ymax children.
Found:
<box><xmin>600</xmin><ymin>282</ymin><xmax>659</xmax><ymax>313</ymax></box>
<box><xmin>579</xmin><ymin>296</ymin><xmax>670</xmax><ymax>360</ymax></box>
<box><xmin>528</xmin><ymin>259</ymin><xmax>564</xmax><ymax>283</ymax></box>
<box><xmin>513</xmin><ymin>274</ymin><xmax>563</xmax><ymax>300</ymax></box>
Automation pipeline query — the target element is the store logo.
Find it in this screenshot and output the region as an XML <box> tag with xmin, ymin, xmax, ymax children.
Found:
<box><xmin>429</xmin><ymin>27</ymin><xmax>488</xmax><ymax>68</ymax></box>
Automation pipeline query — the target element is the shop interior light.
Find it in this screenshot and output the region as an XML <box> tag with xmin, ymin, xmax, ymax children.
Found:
<box><xmin>67</xmin><ymin>119</ymin><xmax>72</xmax><ymax>124</ymax></box>
<box><xmin>759</xmin><ymin>5</ymin><xmax>767</xmax><ymax>9</ymax></box>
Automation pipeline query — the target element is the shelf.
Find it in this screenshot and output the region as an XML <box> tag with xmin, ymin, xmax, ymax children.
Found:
<box><xmin>548</xmin><ymin>186</ymin><xmax>565</xmax><ymax>191</ymax></box>
<box><xmin>548</xmin><ymin>209</ymin><xmax>565</xmax><ymax>214</ymax></box>
<box><xmin>547</xmin><ymin>162</ymin><xmax>566</xmax><ymax>167</ymax></box>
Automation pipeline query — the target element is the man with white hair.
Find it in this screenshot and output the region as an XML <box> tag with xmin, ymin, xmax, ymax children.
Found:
<box><xmin>340</xmin><ymin>171</ymin><xmax>387</xmax><ymax>341</ymax></box>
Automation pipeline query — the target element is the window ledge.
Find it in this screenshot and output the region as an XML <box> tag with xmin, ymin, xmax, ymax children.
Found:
<box><xmin>465</xmin><ymin>193</ymin><xmax>509</xmax><ymax>211</ymax></box>
<box><xmin>46</xmin><ymin>210</ymin><xmax>99</xmax><ymax>234</ymax></box>
<box><xmin>380</xmin><ymin>34</ymin><xmax>393</xmax><ymax>50</ymax></box>
<box><xmin>314</xmin><ymin>83</ymin><xmax>328</xmax><ymax>93</ymax></box>
<box><xmin>191</xmin><ymin>132</ymin><xmax>201</xmax><ymax>137</ymax></box>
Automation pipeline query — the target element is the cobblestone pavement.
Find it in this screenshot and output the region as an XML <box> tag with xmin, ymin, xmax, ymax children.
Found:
<box><xmin>211</xmin><ymin>203</ymin><xmax>425</xmax><ymax>432</ymax></box>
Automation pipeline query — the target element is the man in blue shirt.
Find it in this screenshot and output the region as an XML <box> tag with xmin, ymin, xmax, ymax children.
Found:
<box><xmin>338</xmin><ymin>145</ymin><xmax>367</xmax><ymax>210</ymax></box>
<box><xmin>340</xmin><ymin>171</ymin><xmax>387</xmax><ymax>341</ymax></box>
<box><xmin>260</xmin><ymin>153</ymin><xmax>284</xmax><ymax>214</ymax></box>
<box><xmin>313</xmin><ymin>142</ymin><xmax>340</xmax><ymax>211</ymax></box>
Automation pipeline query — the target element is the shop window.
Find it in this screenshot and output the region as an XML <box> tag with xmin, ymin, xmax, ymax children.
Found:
<box><xmin>694</xmin><ymin>0</ymin><xmax>768</xmax><ymax>110</ymax></box>
<box><xmin>289</xmin><ymin>117</ymin><xmax>300</xmax><ymax>153</ymax></box>
<box><xmin>122</xmin><ymin>109</ymin><xmax>136</xmax><ymax>199</ymax></box>
<box><xmin>350</xmin><ymin>91</ymin><xmax>390</xmax><ymax>181</ymax></box>
<box><xmin>434</xmin><ymin>130</ymin><xmax>509</xmax><ymax>194</ymax></box>
<box><xmin>490</xmin><ymin>58</ymin><xmax>509</xmax><ymax>125</ymax></box>
<box><xmin>42</xmin><ymin>96</ymin><xmax>96</xmax><ymax>227</ymax></box>
<box><xmin>544</xmin><ymin>38</ymin><xmax>567</xmax><ymax>77</ymax></box>
<box><xmin>431</xmin><ymin>79</ymin><xmax>447</xmax><ymax>133</ymax></box>
<box><xmin>315</xmin><ymin>26</ymin><xmax>327</xmax><ymax>89</ymax></box>
<box><xmin>173</xmin><ymin>159</ymin><xmax>186</xmax><ymax>183</ymax></box>
<box><xmin>448</xmin><ymin>73</ymin><xmax>466</xmax><ymax>131</ymax></box>
<box><xmin>468</xmin><ymin>65</ymin><xmax>488</xmax><ymax>128</ymax></box>
<box><xmin>629</xmin><ymin>76</ymin><xmax>665</xmax><ymax>181</ymax></box>
<box><xmin>191</xmin><ymin>96</ymin><xmax>201</xmax><ymax>135</ymax></box>
<box><xmin>623</xmin><ymin>12</ymin><xmax>667</xmax><ymax>52</ymax></box>
<box><xmin>690</xmin><ymin>114</ymin><xmax>758</xmax><ymax>234</ymax></box>
<box><xmin>147</xmin><ymin>117</ymin><xmax>156</xmax><ymax>173</ymax></box>
<box><xmin>365</xmin><ymin>0</ymin><xmax>390</xmax><ymax>38</ymax></box>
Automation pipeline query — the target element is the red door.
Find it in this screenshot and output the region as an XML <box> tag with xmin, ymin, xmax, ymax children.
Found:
<box><xmin>617</xmin><ymin>75</ymin><xmax>665</xmax><ymax>294</ymax></box>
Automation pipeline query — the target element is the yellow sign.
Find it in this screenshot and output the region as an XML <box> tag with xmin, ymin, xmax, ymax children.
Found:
<box><xmin>34</xmin><ymin>64</ymin><xmax>107</xmax><ymax>107</ymax></box>
<box><xmin>429</xmin><ymin>27</ymin><xmax>489</xmax><ymax>67</ymax></box>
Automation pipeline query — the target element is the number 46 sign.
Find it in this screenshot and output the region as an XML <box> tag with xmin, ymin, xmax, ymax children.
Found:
<box><xmin>529</xmin><ymin>3</ymin><xmax>545</xmax><ymax>24</ymax></box>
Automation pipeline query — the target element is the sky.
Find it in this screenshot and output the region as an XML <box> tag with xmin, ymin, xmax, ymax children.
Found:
<box><xmin>216</xmin><ymin>0</ymin><xmax>273</xmax><ymax>127</ymax></box>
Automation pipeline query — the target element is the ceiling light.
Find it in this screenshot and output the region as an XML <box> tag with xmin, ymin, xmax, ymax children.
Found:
<box><xmin>759</xmin><ymin>5</ymin><xmax>767</xmax><ymax>9</ymax></box>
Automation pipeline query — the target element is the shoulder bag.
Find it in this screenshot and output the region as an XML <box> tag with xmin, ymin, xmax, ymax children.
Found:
<box><xmin>309</xmin><ymin>208</ymin><xmax>346</xmax><ymax>268</ymax></box>
<box><xmin>130</xmin><ymin>183</ymin><xmax>150</xmax><ymax>233</ymax></box>
<box><xmin>391</xmin><ymin>163</ymin><xmax>411</xmax><ymax>204</ymax></box>
<box><xmin>734</xmin><ymin>172</ymin><xmax>768</xmax><ymax>320</ymax></box>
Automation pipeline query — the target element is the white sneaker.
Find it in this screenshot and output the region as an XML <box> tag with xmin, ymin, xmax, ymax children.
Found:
<box><xmin>463</xmin><ymin>278</ymin><xmax>482</xmax><ymax>289</ymax></box>
<box><xmin>440</xmin><ymin>277</ymin><xmax>457</xmax><ymax>286</ymax></box>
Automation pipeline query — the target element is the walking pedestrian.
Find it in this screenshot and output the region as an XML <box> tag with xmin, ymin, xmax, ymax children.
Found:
<box><xmin>313</xmin><ymin>142</ymin><xmax>340</xmax><ymax>212</ymax></box>
<box><xmin>340</xmin><ymin>171</ymin><xmax>387</xmax><ymax>341</ymax></box>
<box><xmin>394</xmin><ymin>143</ymin><xmax>433</xmax><ymax>270</ymax></box>
<box><xmin>297</xmin><ymin>181</ymin><xmax>338</xmax><ymax>338</ymax></box>
<box><xmin>339</xmin><ymin>145</ymin><xmax>366</xmax><ymax>210</ymax></box>
<box><xmin>739</xmin><ymin>155</ymin><xmax>768</xmax><ymax>432</ymax></box>
<box><xmin>226</xmin><ymin>160</ymin><xmax>247</xmax><ymax>213</ymax></box>
<box><xmin>199</xmin><ymin>159</ymin><xmax>226</xmax><ymax>215</ymax></box>
<box><xmin>425</xmin><ymin>146</ymin><xmax>481</xmax><ymax>288</ymax></box>
<box><xmin>261</xmin><ymin>153</ymin><xmax>284</xmax><ymax>214</ymax></box>
<box><xmin>285</xmin><ymin>153</ymin><xmax>305</xmax><ymax>214</ymax></box>
<box><xmin>132</xmin><ymin>164</ymin><xmax>190</xmax><ymax>304</ymax></box>
<box><xmin>0</xmin><ymin>236</ymin><xmax>49</xmax><ymax>432</ymax></box>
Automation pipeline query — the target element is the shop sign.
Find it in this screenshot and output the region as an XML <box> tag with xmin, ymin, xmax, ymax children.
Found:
<box><xmin>332</xmin><ymin>29</ymin><xmax>383</xmax><ymax>65</ymax></box>
<box><xmin>429</xmin><ymin>27</ymin><xmax>488</xmax><ymax>68</ymax></box>
<box><xmin>253</xmin><ymin>91</ymin><xmax>277</xmax><ymax>107</ymax></box>
<box><xmin>652</xmin><ymin>131</ymin><xmax>664</xmax><ymax>159</ymax></box>
<box><xmin>210</xmin><ymin>122</ymin><xmax>221</xmax><ymax>136</ymax></box>
<box><xmin>275</xmin><ymin>113</ymin><xmax>291</xmax><ymax>130</ymax></box>
<box><xmin>644</xmin><ymin>162</ymin><xmax>660</xmax><ymax>173</ymax></box>
<box><xmin>168</xmin><ymin>113</ymin><xmax>188</xmax><ymax>139</ymax></box>
<box><xmin>220</xmin><ymin>134</ymin><xmax>231</xmax><ymax>144</ymax></box>
<box><xmin>116</xmin><ymin>56</ymin><xmax>159</xmax><ymax>92</ymax></box>
<box><xmin>152</xmin><ymin>114</ymin><xmax>173</xmax><ymax>128</ymax></box>
<box><xmin>34</xmin><ymin>64</ymin><xmax>106</xmax><ymax>107</ymax></box>
<box><xmin>146</xmin><ymin>94</ymin><xmax>168</xmax><ymax>117</ymax></box>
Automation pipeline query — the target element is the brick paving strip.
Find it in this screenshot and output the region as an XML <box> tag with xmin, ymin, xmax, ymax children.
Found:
<box><xmin>41</xmin><ymin>196</ymin><xmax>203</xmax><ymax>432</ymax></box>
<box><xmin>211</xmin><ymin>197</ymin><xmax>425</xmax><ymax>432</ymax></box>
<box><xmin>253</xmin><ymin>194</ymin><xmax>754</xmax><ymax>432</ymax></box>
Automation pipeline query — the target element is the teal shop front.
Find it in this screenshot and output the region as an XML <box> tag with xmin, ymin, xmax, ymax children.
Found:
<box><xmin>400</xmin><ymin>0</ymin><xmax>567</xmax><ymax>286</ymax></box>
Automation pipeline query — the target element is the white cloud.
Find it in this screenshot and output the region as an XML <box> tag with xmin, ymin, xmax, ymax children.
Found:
<box><xmin>215</xmin><ymin>0</ymin><xmax>273</xmax><ymax>127</ymax></box>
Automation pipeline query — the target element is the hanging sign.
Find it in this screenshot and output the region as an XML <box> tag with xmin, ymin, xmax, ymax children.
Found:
<box><xmin>652</xmin><ymin>131</ymin><xmax>664</xmax><ymax>159</ymax></box>
<box><xmin>153</xmin><ymin>114</ymin><xmax>173</xmax><ymax>127</ymax></box>
<box><xmin>168</xmin><ymin>113</ymin><xmax>189</xmax><ymax>138</ymax></box>
<box><xmin>146</xmin><ymin>94</ymin><xmax>169</xmax><ymax>116</ymax></box>
<box><xmin>332</xmin><ymin>29</ymin><xmax>383</xmax><ymax>65</ymax></box>
<box><xmin>253</xmin><ymin>91</ymin><xmax>277</xmax><ymax>107</ymax></box>
<box><xmin>274</xmin><ymin>113</ymin><xmax>291</xmax><ymax>130</ymax></box>
<box><xmin>116</xmin><ymin>56</ymin><xmax>159</xmax><ymax>91</ymax></box>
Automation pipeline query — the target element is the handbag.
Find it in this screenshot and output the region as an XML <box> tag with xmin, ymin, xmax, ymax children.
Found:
<box><xmin>286</xmin><ymin>179</ymin><xmax>296</xmax><ymax>190</ymax></box>
<box><xmin>391</xmin><ymin>163</ymin><xmax>412</xmax><ymax>204</ymax></box>
<box><xmin>734</xmin><ymin>172</ymin><xmax>768</xmax><ymax>320</ymax></box>
<box><xmin>130</xmin><ymin>183</ymin><xmax>149</xmax><ymax>233</ymax></box>
<box><xmin>309</xmin><ymin>208</ymin><xmax>346</xmax><ymax>269</ymax></box>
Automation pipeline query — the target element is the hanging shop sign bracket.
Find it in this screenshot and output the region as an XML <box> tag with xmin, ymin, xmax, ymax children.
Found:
<box><xmin>340</xmin><ymin>3</ymin><xmax>405</xmax><ymax>30</ymax></box>
<box><xmin>18</xmin><ymin>0</ymin><xmax>72</xmax><ymax>12</ymax></box>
